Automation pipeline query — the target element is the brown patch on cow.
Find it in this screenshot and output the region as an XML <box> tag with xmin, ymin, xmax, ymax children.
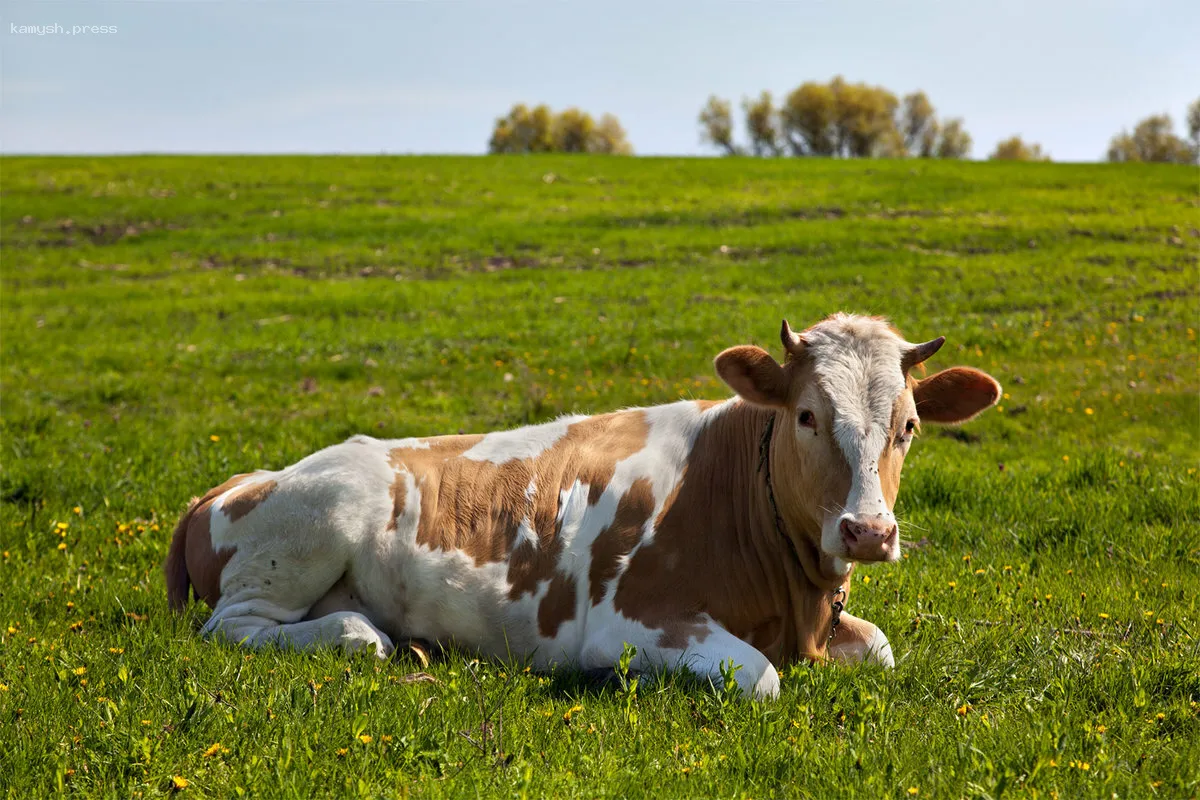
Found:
<box><xmin>386</xmin><ymin>471</ymin><xmax>407</xmax><ymax>531</ymax></box>
<box><xmin>508</xmin><ymin>527</ymin><xmax>564</xmax><ymax>599</ymax></box>
<box><xmin>166</xmin><ymin>473</ymin><xmax>254</xmax><ymax>609</ymax></box>
<box><xmin>588</xmin><ymin>477</ymin><xmax>655</xmax><ymax>605</ymax></box>
<box><xmin>222</xmin><ymin>479</ymin><xmax>277</xmax><ymax>522</ymax></box>
<box><xmin>386</xmin><ymin>413</ymin><xmax>650</xmax><ymax>600</ymax></box>
<box><xmin>537</xmin><ymin>573</ymin><xmax>578</xmax><ymax>637</ymax></box>
<box><xmin>657</xmin><ymin>617</ymin><xmax>713</xmax><ymax>650</ymax></box>
<box><xmin>185</xmin><ymin>502</ymin><xmax>236</xmax><ymax>608</ymax></box>
<box><xmin>614</xmin><ymin>395</ymin><xmax>850</xmax><ymax>663</ymax></box>
<box><xmin>564</xmin><ymin>413</ymin><xmax>651</xmax><ymax>505</ymax></box>
<box><xmin>879</xmin><ymin>388</ymin><xmax>916</xmax><ymax>507</ymax></box>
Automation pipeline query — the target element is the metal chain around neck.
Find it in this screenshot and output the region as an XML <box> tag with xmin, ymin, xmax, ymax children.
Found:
<box><xmin>757</xmin><ymin>413</ymin><xmax>847</xmax><ymax>646</ymax></box>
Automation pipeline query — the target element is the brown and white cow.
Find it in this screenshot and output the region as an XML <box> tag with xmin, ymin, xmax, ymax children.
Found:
<box><xmin>165</xmin><ymin>314</ymin><xmax>1000</xmax><ymax>698</ymax></box>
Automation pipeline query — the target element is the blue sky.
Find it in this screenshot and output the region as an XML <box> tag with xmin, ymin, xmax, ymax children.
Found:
<box><xmin>2</xmin><ymin>1</ymin><xmax>1196</xmax><ymax>161</ymax></box>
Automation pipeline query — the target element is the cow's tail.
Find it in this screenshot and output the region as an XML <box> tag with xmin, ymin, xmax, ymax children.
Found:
<box><xmin>164</xmin><ymin>499</ymin><xmax>197</xmax><ymax>611</ymax></box>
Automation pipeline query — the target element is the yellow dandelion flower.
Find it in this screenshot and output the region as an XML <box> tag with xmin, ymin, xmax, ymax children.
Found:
<box><xmin>171</xmin><ymin>776</ymin><xmax>189</xmax><ymax>790</ymax></box>
<box><xmin>1062</xmin><ymin>455</ymin><xmax>1070</xmax><ymax>462</ymax></box>
<box><xmin>381</xmin><ymin>735</ymin><xmax>393</xmax><ymax>743</ymax></box>
<box><xmin>73</xmin><ymin>667</ymin><xmax>86</xmax><ymax>676</ymax></box>
<box><xmin>908</xmin><ymin>789</ymin><xmax>919</xmax><ymax>796</ymax></box>
<box><xmin>358</xmin><ymin>734</ymin><xmax>372</xmax><ymax>744</ymax></box>
<box><xmin>57</xmin><ymin>543</ymin><xmax>67</xmax><ymax>551</ymax></box>
<box><xmin>1084</xmin><ymin>408</ymin><xmax>1094</xmax><ymax>415</ymax></box>
<box><xmin>0</xmin><ymin>684</ymin><xmax>8</xmax><ymax>692</ymax></box>
<box><xmin>862</xmin><ymin>575</ymin><xmax>871</xmax><ymax>584</ymax></box>
<box><xmin>73</xmin><ymin>506</ymin><xmax>82</xmax><ymax>515</ymax></box>
<box><xmin>947</xmin><ymin>581</ymin><xmax>957</xmax><ymax>588</ymax></box>
<box><xmin>209</xmin><ymin>435</ymin><xmax>220</xmax><ymax>442</ymax></box>
<box><xmin>202</xmin><ymin>743</ymin><xmax>223</xmax><ymax>758</ymax></box>
<box><xmin>336</xmin><ymin>747</ymin><xmax>348</xmax><ymax>757</ymax></box>
<box><xmin>563</xmin><ymin>704</ymin><xmax>584</xmax><ymax>723</ymax></box>
<box><xmin>956</xmin><ymin>703</ymin><xmax>972</xmax><ymax>716</ymax></box>
<box><xmin>1099</xmin><ymin>613</ymin><xmax>1109</xmax><ymax>619</ymax></box>
<box><xmin>1156</xmin><ymin>713</ymin><xmax>1166</xmax><ymax>721</ymax></box>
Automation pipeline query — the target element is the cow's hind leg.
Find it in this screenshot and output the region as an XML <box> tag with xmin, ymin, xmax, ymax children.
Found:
<box><xmin>199</xmin><ymin>549</ymin><xmax>395</xmax><ymax>658</ymax></box>
<box><xmin>205</xmin><ymin>609</ymin><xmax>395</xmax><ymax>658</ymax></box>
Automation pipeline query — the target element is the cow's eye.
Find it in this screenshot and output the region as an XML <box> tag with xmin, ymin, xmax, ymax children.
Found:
<box><xmin>904</xmin><ymin>419</ymin><xmax>917</xmax><ymax>435</ymax></box>
<box><xmin>798</xmin><ymin>410</ymin><xmax>816</xmax><ymax>429</ymax></box>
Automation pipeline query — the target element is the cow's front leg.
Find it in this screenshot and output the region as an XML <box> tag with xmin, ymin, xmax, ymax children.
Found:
<box><xmin>827</xmin><ymin>612</ymin><xmax>894</xmax><ymax>667</ymax></box>
<box><xmin>581</xmin><ymin>614</ymin><xmax>780</xmax><ymax>699</ymax></box>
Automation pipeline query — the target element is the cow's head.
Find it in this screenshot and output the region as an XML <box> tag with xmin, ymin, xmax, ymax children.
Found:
<box><xmin>714</xmin><ymin>314</ymin><xmax>1000</xmax><ymax>570</ymax></box>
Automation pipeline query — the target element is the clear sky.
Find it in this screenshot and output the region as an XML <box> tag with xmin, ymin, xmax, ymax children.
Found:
<box><xmin>2</xmin><ymin>1</ymin><xmax>1196</xmax><ymax>161</ymax></box>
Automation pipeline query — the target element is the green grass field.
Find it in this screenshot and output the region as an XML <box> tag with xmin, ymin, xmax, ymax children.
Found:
<box><xmin>1</xmin><ymin>155</ymin><xmax>1197</xmax><ymax>798</ymax></box>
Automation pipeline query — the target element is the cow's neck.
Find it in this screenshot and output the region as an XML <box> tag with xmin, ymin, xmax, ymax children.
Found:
<box><xmin>689</xmin><ymin>400</ymin><xmax>845</xmax><ymax>663</ymax></box>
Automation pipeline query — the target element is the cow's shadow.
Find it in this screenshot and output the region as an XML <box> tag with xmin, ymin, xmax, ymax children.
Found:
<box><xmin>394</xmin><ymin>640</ymin><xmax>729</xmax><ymax>702</ymax></box>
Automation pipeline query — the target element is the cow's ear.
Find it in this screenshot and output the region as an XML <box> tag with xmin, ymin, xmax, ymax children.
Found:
<box><xmin>913</xmin><ymin>367</ymin><xmax>1002</xmax><ymax>424</ymax></box>
<box><xmin>714</xmin><ymin>346</ymin><xmax>790</xmax><ymax>408</ymax></box>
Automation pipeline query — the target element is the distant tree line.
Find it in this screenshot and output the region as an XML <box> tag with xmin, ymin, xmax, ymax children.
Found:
<box><xmin>1105</xmin><ymin>100</ymin><xmax>1199</xmax><ymax>164</ymax></box>
<box><xmin>488</xmin><ymin>104</ymin><xmax>632</xmax><ymax>155</ymax></box>
<box><xmin>698</xmin><ymin>77</ymin><xmax>972</xmax><ymax>159</ymax></box>
<box><xmin>988</xmin><ymin>136</ymin><xmax>1050</xmax><ymax>162</ymax></box>
<box><xmin>485</xmin><ymin>92</ymin><xmax>1200</xmax><ymax>164</ymax></box>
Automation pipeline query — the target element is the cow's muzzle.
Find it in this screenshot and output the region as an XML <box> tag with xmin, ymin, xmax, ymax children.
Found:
<box><xmin>839</xmin><ymin>516</ymin><xmax>899</xmax><ymax>562</ymax></box>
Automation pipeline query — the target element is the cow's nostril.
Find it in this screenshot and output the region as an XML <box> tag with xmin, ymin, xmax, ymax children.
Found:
<box><xmin>839</xmin><ymin>518</ymin><xmax>859</xmax><ymax>544</ymax></box>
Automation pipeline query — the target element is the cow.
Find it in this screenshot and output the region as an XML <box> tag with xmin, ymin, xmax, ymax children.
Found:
<box><xmin>165</xmin><ymin>314</ymin><xmax>1000</xmax><ymax>698</ymax></box>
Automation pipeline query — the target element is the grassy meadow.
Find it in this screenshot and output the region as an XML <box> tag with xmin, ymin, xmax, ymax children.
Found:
<box><xmin>1</xmin><ymin>155</ymin><xmax>1197</xmax><ymax>798</ymax></box>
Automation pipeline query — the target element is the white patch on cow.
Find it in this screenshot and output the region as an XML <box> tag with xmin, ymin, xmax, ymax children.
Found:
<box><xmin>514</xmin><ymin>518</ymin><xmax>538</xmax><ymax>550</ymax></box>
<box><xmin>462</xmin><ymin>415</ymin><xmax>586</xmax><ymax>464</ymax></box>
<box><xmin>802</xmin><ymin>316</ymin><xmax>905</xmax><ymax>554</ymax></box>
<box><xmin>620</xmin><ymin>402</ymin><xmax>706</xmax><ymax>531</ymax></box>
<box><xmin>388</xmin><ymin>437</ymin><xmax>432</xmax><ymax>451</ymax></box>
<box><xmin>208</xmin><ymin>473</ymin><xmax>279</xmax><ymax>550</ymax></box>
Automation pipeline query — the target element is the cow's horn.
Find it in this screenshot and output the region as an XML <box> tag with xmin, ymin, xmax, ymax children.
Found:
<box><xmin>901</xmin><ymin>336</ymin><xmax>945</xmax><ymax>372</ymax></box>
<box><xmin>781</xmin><ymin>319</ymin><xmax>804</xmax><ymax>354</ymax></box>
